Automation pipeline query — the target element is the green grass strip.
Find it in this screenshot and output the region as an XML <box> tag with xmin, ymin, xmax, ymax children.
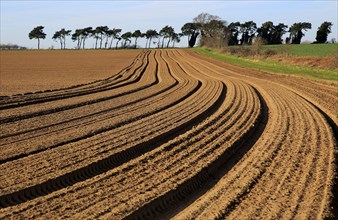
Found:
<box><xmin>193</xmin><ymin>47</ymin><xmax>338</xmax><ymax>81</ymax></box>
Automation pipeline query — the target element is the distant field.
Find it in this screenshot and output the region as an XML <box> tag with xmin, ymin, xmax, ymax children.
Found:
<box><xmin>0</xmin><ymin>50</ymin><xmax>140</xmax><ymax>95</ymax></box>
<box><xmin>227</xmin><ymin>43</ymin><xmax>337</xmax><ymax>57</ymax></box>
<box><xmin>194</xmin><ymin>47</ymin><xmax>338</xmax><ymax>81</ymax></box>
<box><xmin>264</xmin><ymin>43</ymin><xmax>338</xmax><ymax>57</ymax></box>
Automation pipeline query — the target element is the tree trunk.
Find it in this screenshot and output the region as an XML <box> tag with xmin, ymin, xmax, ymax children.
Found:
<box><xmin>63</xmin><ymin>37</ymin><xmax>66</xmax><ymax>49</ymax></box>
<box><xmin>116</xmin><ymin>40</ymin><xmax>120</xmax><ymax>49</ymax></box>
<box><xmin>148</xmin><ymin>37</ymin><xmax>152</xmax><ymax>48</ymax></box>
<box><xmin>166</xmin><ymin>39</ymin><xmax>171</xmax><ymax>48</ymax></box>
<box><xmin>95</xmin><ymin>37</ymin><xmax>98</xmax><ymax>49</ymax></box>
<box><xmin>79</xmin><ymin>38</ymin><xmax>83</xmax><ymax>49</ymax></box>
<box><xmin>37</xmin><ymin>38</ymin><xmax>40</xmax><ymax>49</ymax></box>
<box><xmin>145</xmin><ymin>39</ymin><xmax>148</xmax><ymax>48</ymax></box>
<box><xmin>161</xmin><ymin>37</ymin><xmax>165</xmax><ymax>48</ymax></box>
<box><xmin>100</xmin><ymin>35</ymin><xmax>103</xmax><ymax>49</ymax></box>
<box><xmin>109</xmin><ymin>38</ymin><xmax>114</xmax><ymax>49</ymax></box>
<box><xmin>134</xmin><ymin>38</ymin><xmax>137</xmax><ymax>48</ymax></box>
<box><xmin>105</xmin><ymin>37</ymin><xmax>109</xmax><ymax>49</ymax></box>
<box><xmin>83</xmin><ymin>39</ymin><xmax>86</xmax><ymax>49</ymax></box>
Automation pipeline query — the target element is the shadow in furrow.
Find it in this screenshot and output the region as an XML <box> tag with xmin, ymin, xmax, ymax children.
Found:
<box><xmin>289</xmin><ymin>92</ymin><xmax>338</xmax><ymax>219</ymax></box>
<box><xmin>124</xmin><ymin>87</ymin><xmax>269</xmax><ymax>220</ymax></box>
<box><xmin>0</xmin><ymin>81</ymin><xmax>226</xmax><ymax>209</ymax></box>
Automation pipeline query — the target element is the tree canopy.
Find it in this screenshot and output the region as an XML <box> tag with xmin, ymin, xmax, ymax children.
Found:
<box><xmin>159</xmin><ymin>25</ymin><xmax>175</xmax><ymax>48</ymax></box>
<box><xmin>287</xmin><ymin>22</ymin><xmax>312</xmax><ymax>44</ymax></box>
<box><xmin>315</xmin><ymin>21</ymin><xmax>333</xmax><ymax>43</ymax></box>
<box><xmin>132</xmin><ymin>30</ymin><xmax>142</xmax><ymax>48</ymax></box>
<box><xmin>181</xmin><ymin>22</ymin><xmax>199</xmax><ymax>47</ymax></box>
<box><xmin>27</xmin><ymin>13</ymin><xmax>333</xmax><ymax>49</ymax></box>
<box><xmin>28</xmin><ymin>26</ymin><xmax>46</xmax><ymax>49</ymax></box>
<box><xmin>257</xmin><ymin>22</ymin><xmax>288</xmax><ymax>44</ymax></box>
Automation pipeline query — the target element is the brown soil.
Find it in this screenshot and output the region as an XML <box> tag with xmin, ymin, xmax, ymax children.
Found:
<box><xmin>269</xmin><ymin>55</ymin><xmax>338</xmax><ymax>69</ymax></box>
<box><xmin>0</xmin><ymin>50</ymin><xmax>140</xmax><ymax>96</ymax></box>
<box><xmin>0</xmin><ymin>49</ymin><xmax>336</xmax><ymax>220</ymax></box>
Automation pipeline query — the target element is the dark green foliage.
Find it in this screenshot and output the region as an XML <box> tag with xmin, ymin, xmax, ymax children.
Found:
<box><xmin>288</xmin><ymin>22</ymin><xmax>312</xmax><ymax>44</ymax></box>
<box><xmin>106</xmin><ymin>28</ymin><xmax>122</xmax><ymax>49</ymax></box>
<box><xmin>53</xmin><ymin>28</ymin><xmax>71</xmax><ymax>49</ymax></box>
<box><xmin>28</xmin><ymin>26</ymin><xmax>46</xmax><ymax>49</ymax></box>
<box><xmin>71</xmin><ymin>27</ymin><xmax>92</xmax><ymax>49</ymax></box>
<box><xmin>181</xmin><ymin>22</ymin><xmax>199</xmax><ymax>47</ymax></box>
<box><xmin>257</xmin><ymin>22</ymin><xmax>288</xmax><ymax>44</ymax></box>
<box><xmin>240</xmin><ymin>21</ymin><xmax>257</xmax><ymax>45</ymax></box>
<box><xmin>228</xmin><ymin>22</ymin><xmax>241</xmax><ymax>45</ymax></box>
<box><xmin>315</xmin><ymin>22</ymin><xmax>333</xmax><ymax>43</ymax></box>
<box><xmin>145</xmin><ymin>29</ymin><xmax>158</xmax><ymax>48</ymax></box>
<box><xmin>121</xmin><ymin>32</ymin><xmax>132</xmax><ymax>48</ymax></box>
<box><xmin>132</xmin><ymin>30</ymin><xmax>142</xmax><ymax>48</ymax></box>
<box><xmin>159</xmin><ymin>25</ymin><xmax>175</xmax><ymax>48</ymax></box>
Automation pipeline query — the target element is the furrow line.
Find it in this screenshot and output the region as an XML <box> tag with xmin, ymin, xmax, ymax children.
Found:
<box><xmin>123</xmin><ymin>82</ymin><xmax>263</xmax><ymax>220</ymax></box>
<box><xmin>0</xmin><ymin>50</ymin><xmax>147</xmax><ymax>109</ymax></box>
<box><xmin>0</xmin><ymin>50</ymin><xmax>150</xmax><ymax>121</ymax></box>
<box><xmin>0</xmin><ymin>51</ymin><xmax>183</xmax><ymax>160</ymax></box>
<box><xmin>48</xmin><ymin>55</ymin><xmax>255</xmax><ymax>218</ymax></box>
<box><xmin>172</xmin><ymin>86</ymin><xmax>287</xmax><ymax>219</ymax></box>
<box><xmin>0</xmin><ymin>51</ymin><xmax>144</xmax><ymax>101</ymax></box>
<box><xmin>0</xmin><ymin>49</ymin><xmax>219</xmax><ymax>205</ymax></box>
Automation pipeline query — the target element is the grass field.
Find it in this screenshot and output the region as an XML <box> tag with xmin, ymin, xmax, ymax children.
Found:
<box><xmin>264</xmin><ymin>43</ymin><xmax>338</xmax><ymax>57</ymax></box>
<box><xmin>193</xmin><ymin>47</ymin><xmax>338</xmax><ymax>81</ymax></box>
<box><xmin>225</xmin><ymin>43</ymin><xmax>338</xmax><ymax>57</ymax></box>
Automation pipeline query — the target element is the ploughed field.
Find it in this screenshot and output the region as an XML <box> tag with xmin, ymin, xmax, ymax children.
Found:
<box><xmin>0</xmin><ymin>49</ymin><xmax>337</xmax><ymax>219</ymax></box>
<box><xmin>0</xmin><ymin>50</ymin><xmax>140</xmax><ymax>96</ymax></box>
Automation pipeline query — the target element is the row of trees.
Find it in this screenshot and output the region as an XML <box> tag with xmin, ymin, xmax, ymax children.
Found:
<box><xmin>181</xmin><ymin>13</ymin><xmax>333</xmax><ymax>48</ymax></box>
<box><xmin>29</xmin><ymin>25</ymin><xmax>182</xmax><ymax>50</ymax></box>
<box><xmin>28</xmin><ymin>13</ymin><xmax>334</xmax><ymax>49</ymax></box>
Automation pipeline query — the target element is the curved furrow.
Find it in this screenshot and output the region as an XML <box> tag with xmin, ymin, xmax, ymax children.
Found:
<box><xmin>181</xmin><ymin>49</ymin><xmax>337</xmax><ymax>218</ymax></box>
<box><xmin>225</xmin><ymin>89</ymin><xmax>310</xmax><ymax>219</ymax></box>
<box><xmin>0</xmin><ymin>49</ymin><xmax>184</xmax><ymax>193</ymax></box>
<box><xmin>0</xmin><ymin>50</ymin><xmax>147</xmax><ymax>109</ymax></box>
<box><xmin>122</xmin><ymin>82</ymin><xmax>262</xmax><ymax>220</ymax></box>
<box><xmin>172</xmin><ymin>86</ymin><xmax>290</xmax><ymax>220</ymax></box>
<box><xmin>185</xmin><ymin>49</ymin><xmax>338</xmax><ymax>125</ymax></box>
<box><xmin>0</xmin><ymin>50</ymin><xmax>150</xmax><ymax>122</ymax></box>
<box><xmin>278</xmin><ymin>82</ymin><xmax>338</xmax><ymax>126</ymax></box>
<box><xmin>170</xmin><ymin>73</ymin><xmax>334</xmax><ymax>219</ymax></box>
<box><xmin>0</xmin><ymin>52</ymin><xmax>141</xmax><ymax>101</ymax></box>
<box><xmin>0</xmin><ymin>51</ymin><xmax>177</xmax><ymax>161</ymax></box>
<box><xmin>246</xmin><ymin>95</ymin><xmax>309</xmax><ymax>219</ymax></box>
<box><xmin>225</xmin><ymin>87</ymin><xmax>335</xmax><ymax>220</ymax></box>
<box><xmin>0</xmin><ymin>53</ymin><xmax>156</xmax><ymax>138</ymax></box>
<box><xmin>0</xmin><ymin>48</ymin><xmax>223</xmax><ymax>208</ymax></box>
<box><xmin>0</xmin><ymin>50</ymin><xmax>227</xmax><ymax>216</ymax></box>
<box><xmin>0</xmin><ymin>49</ymin><xmax>336</xmax><ymax>219</ymax></box>
<box><xmin>1</xmin><ymin>50</ymin><xmax>146</xmax><ymax>103</ymax></box>
<box><xmin>2</xmin><ymin>57</ymin><xmax>260</xmax><ymax>219</ymax></box>
<box><xmin>0</xmin><ymin>75</ymin><xmax>200</xmax><ymax>200</ymax></box>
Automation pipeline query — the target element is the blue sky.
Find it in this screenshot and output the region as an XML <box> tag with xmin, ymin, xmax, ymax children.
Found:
<box><xmin>1</xmin><ymin>0</ymin><xmax>337</xmax><ymax>48</ymax></box>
